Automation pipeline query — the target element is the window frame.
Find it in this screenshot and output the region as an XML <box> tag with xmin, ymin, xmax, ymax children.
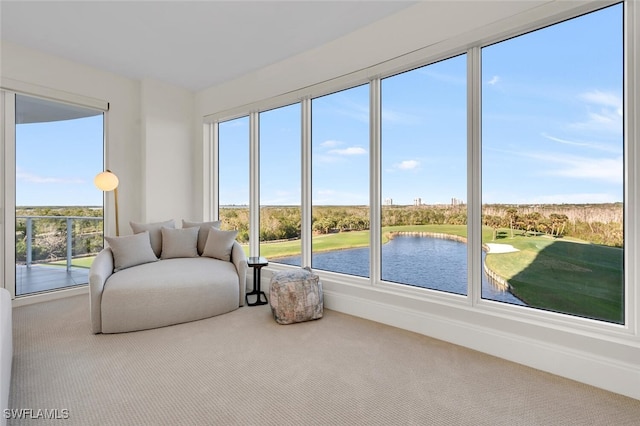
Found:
<box><xmin>0</xmin><ymin>85</ymin><xmax>108</xmax><ymax>300</ymax></box>
<box><xmin>203</xmin><ymin>0</ymin><xmax>636</xmax><ymax>338</ymax></box>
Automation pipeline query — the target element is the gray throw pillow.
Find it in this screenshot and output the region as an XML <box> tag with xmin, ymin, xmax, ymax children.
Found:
<box><xmin>160</xmin><ymin>227</ymin><xmax>199</xmax><ymax>259</ymax></box>
<box><xmin>130</xmin><ymin>219</ymin><xmax>175</xmax><ymax>258</ymax></box>
<box><xmin>182</xmin><ymin>219</ymin><xmax>221</xmax><ymax>255</ymax></box>
<box><xmin>105</xmin><ymin>231</ymin><xmax>158</xmax><ymax>272</ymax></box>
<box><xmin>202</xmin><ymin>227</ymin><xmax>238</xmax><ymax>262</ymax></box>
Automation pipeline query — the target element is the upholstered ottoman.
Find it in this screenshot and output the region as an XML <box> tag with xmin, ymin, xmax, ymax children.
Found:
<box><xmin>269</xmin><ymin>267</ymin><xmax>323</xmax><ymax>324</ymax></box>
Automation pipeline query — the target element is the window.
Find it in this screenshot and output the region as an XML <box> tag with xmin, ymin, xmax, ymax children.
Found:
<box><xmin>481</xmin><ymin>4</ymin><xmax>624</xmax><ymax>323</ymax></box>
<box><xmin>311</xmin><ymin>85</ymin><xmax>370</xmax><ymax>277</ymax></box>
<box><xmin>218</xmin><ymin>116</ymin><xmax>250</xmax><ymax>243</ymax></box>
<box><xmin>208</xmin><ymin>3</ymin><xmax>629</xmax><ymax>327</ymax></box>
<box><xmin>259</xmin><ymin>104</ymin><xmax>302</xmax><ymax>265</ymax></box>
<box><xmin>380</xmin><ymin>55</ymin><xmax>467</xmax><ymax>295</ymax></box>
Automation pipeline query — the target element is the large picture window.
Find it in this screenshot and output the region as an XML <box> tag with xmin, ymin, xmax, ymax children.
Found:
<box><xmin>380</xmin><ymin>55</ymin><xmax>468</xmax><ymax>295</ymax></box>
<box><xmin>209</xmin><ymin>3</ymin><xmax>628</xmax><ymax>326</ymax></box>
<box><xmin>218</xmin><ymin>116</ymin><xmax>250</xmax><ymax>243</ymax></box>
<box><xmin>481</xmin><ymin>3</ymin><xmax>624</xmax><ymax>323</ymax></box>
<box><xmin>311</xmin><ymin>85</ymin><xmax>370</xmax><ymax>277</ymax></box>
<box><xmin>259</xmin><ymin>104</ymin><xmax>302</xmax><ymax>265</ymax></box>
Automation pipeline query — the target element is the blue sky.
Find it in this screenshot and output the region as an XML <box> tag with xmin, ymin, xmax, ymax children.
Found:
<box><xmin>16</xmin><ymin>4</ymin><xmax>622</xmax><ymax>208</ymax></box>
<box><xmin>16</xmin><ymin>114</ymin><xmax>103</xmax><ymax>206</ymax></box>
<box><xmin>216</xmin><ymin>4</ymin><xmax>622</xmax><ymax>207</ymax></box>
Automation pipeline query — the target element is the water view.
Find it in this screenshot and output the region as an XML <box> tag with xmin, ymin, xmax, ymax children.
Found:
<box><xmin>275</xmin><ymin>235</ymin><xmax>525</xmax><ymax>305</ymax></box>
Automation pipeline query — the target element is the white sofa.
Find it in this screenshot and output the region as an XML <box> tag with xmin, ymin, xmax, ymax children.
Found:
<box><xmin>0</xmin><ymin>288</ymin><xmax>12</xmax><ymax>426</ymax></box>
<box><xmin>89</xmin><ymin>220</ymin><xmax>247</xmax><ymax>334</ymax></box>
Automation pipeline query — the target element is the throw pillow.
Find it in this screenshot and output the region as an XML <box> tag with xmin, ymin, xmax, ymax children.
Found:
<box><xmin>105</xmin><ymin>231</ymin><xmax>158</xmax><ymax>272</ymax></box>
<box><xmin>130</xmin><ymin>219</ymin><xmax>175</xmax><ymax>258</ymax></box>
<box><xmin>182</xmin><ymin>219</ymin><xmax>221</xmax><ymax>255</ymax></box>
<box><xmin>160</xmin><ymin>227</ymin><xmax>199</xmax><ymax>259</ymax></box>
<box><xmin>202</xmin><ymin>227</ymin><xmax>238</xmax><ymax>262</ymax></box>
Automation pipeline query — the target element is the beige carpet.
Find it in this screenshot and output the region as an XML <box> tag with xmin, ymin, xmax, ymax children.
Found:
<box><xmin>9</xmin><ymin>295</ymin><xmax>640</xmax><ymax>425</ymax></box>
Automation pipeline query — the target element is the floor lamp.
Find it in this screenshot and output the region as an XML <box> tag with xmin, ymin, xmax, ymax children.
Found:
<box><xmin>94</xmin><ymin>170</ymin><xmax>120</xmax><ymax>236</ymax></box>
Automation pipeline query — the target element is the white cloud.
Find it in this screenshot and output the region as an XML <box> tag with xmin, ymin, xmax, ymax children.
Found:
<box><xmin>328</xmin><ymin>146</ymin><xmax>367</xmax><ymax>156</ymax></box>
<box><xmin>397</xmin><ymin>160</ymin><xmax>420</xmax><ymax>170</ymax></box>
<box><xmin>487</xmin><ymin>75</ymin><xmax>500</xmax><ymax>85</ymax></box>
<box><xmin>16</xmin><ymin>167</ymin><xmax>84</xmax><ymax>184</ymax></box>
<box><xmin>541</xmin><ymin>133</ymin><xmax>621</xmax><ymax>154</ymax></box>
<box><xmin>580</xmin><ymin>90</ymin><xmax>621</xmax><ymax>110</ymax></box>
<box><xmin>320</xmin><ymin>140</ymin><xmax>341</xmax><ymax>148</ymax></box>
<box><xmin>571</xmin><ymin>90</ymin><xmax>623</xmax><ymax>134</ymax></box>
<box><xmin>526</xmin><ymin>152</ymin><xmax>622</xmax><ymax>184</ymax></box>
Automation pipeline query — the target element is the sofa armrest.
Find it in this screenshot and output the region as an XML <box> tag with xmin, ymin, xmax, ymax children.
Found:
<box><xmin>89</xmin><ymin>248</ymin><xmax>114</xmax><ymax>334</ymax></box>
<box><xmin>231</xmin><ymin>242</ymin><xmax>247</xmax><ymax>306</ymax></box>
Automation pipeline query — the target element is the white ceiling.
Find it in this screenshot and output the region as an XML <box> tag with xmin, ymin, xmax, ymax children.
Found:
<box><xmin>1</xmin><ymin>1</ymin><xmax>416</xmax><ymax>92</ymax></box>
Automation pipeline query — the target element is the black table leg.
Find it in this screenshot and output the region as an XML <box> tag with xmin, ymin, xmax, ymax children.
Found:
<box><xmin>246</xmin><ymin>265</ymin><xmax>268</xmax><ymax>306</ymax></box>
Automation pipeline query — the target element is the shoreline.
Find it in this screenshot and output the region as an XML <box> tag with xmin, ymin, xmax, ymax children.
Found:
<box><xmin>388</xmin><ymin>231</ymin><xmax>518</xmax><ymax>295</ymax></box>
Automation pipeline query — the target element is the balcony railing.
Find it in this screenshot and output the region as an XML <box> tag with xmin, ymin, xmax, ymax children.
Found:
<box><xmin>16</xmin><ymin>216</ymin><xmax>104</xmax><ymax>295</ymax></box>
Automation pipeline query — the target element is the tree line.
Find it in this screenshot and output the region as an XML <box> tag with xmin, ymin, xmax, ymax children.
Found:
<box><xmin>18</xmin><ymin>202</ymin><xmax>620</xmax><ymax>265</ymax></box>
<box><xmin>220</xmin><ymin>203</ymin><xmax>623</xmax><ymax>248</ymax></box>
<box><xmin>15</xmin><ymin>207</ymin><xmax>104</xmax><ymax>264</ymax></box>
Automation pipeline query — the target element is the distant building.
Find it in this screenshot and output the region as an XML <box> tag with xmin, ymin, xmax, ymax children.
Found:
<box><xmin>414</xmin><ymin>198</ymin><xmax>422</xmax><ymax>206</ymax></box>
<box><xmin>384</xmin><ymin>198</ymin><xmax>393</xmax><ymax>206</ymax></box>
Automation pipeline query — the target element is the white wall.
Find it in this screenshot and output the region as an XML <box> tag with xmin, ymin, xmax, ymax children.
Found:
<box><xmin>195</xmin><ymin>0</ymin><xmax>640</xmax><ymax>400</ymax></box>
<box><xmin>1</xmin><ymin>40</ymin><xmax>143</xmax><ymax>233</ymax></box>
<box><xmin>1</xmin><ymin>41</ymin><xmax>199</xmax><ymax>232</ymax></box>
<box><xmin>139</xmin><ymin>78</ymin><xmax>195</xmax><ymax>224</ymax></box>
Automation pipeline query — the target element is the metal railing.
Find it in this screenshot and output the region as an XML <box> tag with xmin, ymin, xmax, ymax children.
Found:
<box><xmin>17</xmin><ymin>216</ymin><xmax>103</xmax><ymax>271</ymax></box>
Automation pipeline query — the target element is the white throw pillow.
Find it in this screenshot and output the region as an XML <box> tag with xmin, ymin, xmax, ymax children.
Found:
<box><xmin>182</xmin><ymin>219</ymin><xmax>221</xmax><ymax>255</ymax></box>
<box><xmin>160</xmin><ymin>227</ymin><xmax>199</xmax><ymax>259</ymax></box>
<box><xmin>202</xmin><ymin>227</ymin><xmax>238</xmax><ymax>262</ymax></box>
<box><xmin>130</xmin><ymin>219</ymin><xmax>175</xmax><ymax>258</ymax></box>
<box><xmin>105</xmin><ymin>231</ymin><xmax>158</xmax><ymax>272</ymax></box>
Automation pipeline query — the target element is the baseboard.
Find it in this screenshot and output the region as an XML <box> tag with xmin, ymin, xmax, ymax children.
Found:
<box><xmin>11</xmin><ymin>285</ymin><xmax>88</xmax><ymax>308</ymax></box>
<box><xmin>323</xmin><ymin>289</ymin><xmax>640</xmax><ymax>401</ymax></box>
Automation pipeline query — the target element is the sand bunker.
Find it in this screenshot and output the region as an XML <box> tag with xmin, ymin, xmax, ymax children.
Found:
<box><xmin>486</xmin><ymin>243</ymin><xmax>519</xmax><ymax>253</ymax></box>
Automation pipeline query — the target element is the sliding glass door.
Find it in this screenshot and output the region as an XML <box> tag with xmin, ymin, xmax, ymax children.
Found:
<box><xmin>12</xmin><ymin>94</ymin><xmax>104</xmax><ymax>296</ymax></box>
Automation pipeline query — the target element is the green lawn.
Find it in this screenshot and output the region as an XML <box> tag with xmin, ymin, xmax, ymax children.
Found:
<box><xmin>485</xmin><ymin>231</ymin><xmax>623</xmax><ymax>323</ymax></box>
<box><xmin>49</xmin><ymin>256</ymin><xmax>95</xmax><ymax>269</ymax></box>
<box><xmin>251</xmin><ymin>224</ymin><xmax>624</xmax><ymax>324</ymax></box>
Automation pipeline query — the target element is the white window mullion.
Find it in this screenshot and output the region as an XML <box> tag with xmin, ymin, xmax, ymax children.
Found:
<box><xmin>624</xmin><ymin>0</ymin><xmax>638</xmax><ymax>333</ymax></box>
<box><xmin>370</xmin><ymin>79</ymin><xmax>381</xmax><ymax>285</ymax></box>
<box><xmin>204</xmin><ymin>123</ymin><xmax>217</xmax><ymax>221</ymax></box>
<box><xmin>301</xmin><ymin>98</ymin><xmax>312</xmax><ymax>268</ymax></box>
<box><xmin>468</xmin><ymin>47</ymin><xmax>482</xmax><ymax>306</ymax></box>
<box><xmin>249</xmin><ymin>112</ymin><xmax>260</xmax><ymax>258</ymax></box>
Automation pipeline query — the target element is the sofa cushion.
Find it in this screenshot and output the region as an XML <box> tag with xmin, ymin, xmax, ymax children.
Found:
<box><xmin>182</xmin><ymin>220</ymin><xmax>221</xmax><ymax>255</ymax></box>
<box><xmin>130</xmin><ymin>219</ymin><xmax>175</xmax><ymax>257</ymax></box>
<box><xmin>160</xmin><ymin>227</ymin><xmax>199</xmax><ymax>259</ymax></box>
<box><xmin>202</xmin><ymin>227</ymin><xmax>238</xmax><ymax>262</ymax></box>
<box><xmin>101</xmin><ymin>257</ymin><xmax>240</xmax><ymax>333</ymax></box>
<box><xmin>105</xmin><ymin>231</ymin><xmax>158</xmax><ymax>272</ymax></box>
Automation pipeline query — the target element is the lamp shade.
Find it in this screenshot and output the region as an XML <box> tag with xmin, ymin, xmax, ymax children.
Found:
<box><xmin>94</xmin><ymin>171</ymin><xmax>119</xmax><ymax>191</ymax></box>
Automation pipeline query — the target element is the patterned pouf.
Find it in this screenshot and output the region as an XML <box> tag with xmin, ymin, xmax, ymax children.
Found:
<box><xmin>269</xmin><ymin>267</ymin><xmax>323</xmax><ymax>324</ymax></box>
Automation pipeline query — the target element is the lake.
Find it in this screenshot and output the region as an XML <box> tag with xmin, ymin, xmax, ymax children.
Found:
<box><xmin>273</xmin><ymin>235</ymin><xmax>525</xmax><ymax>306</ymax></box>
